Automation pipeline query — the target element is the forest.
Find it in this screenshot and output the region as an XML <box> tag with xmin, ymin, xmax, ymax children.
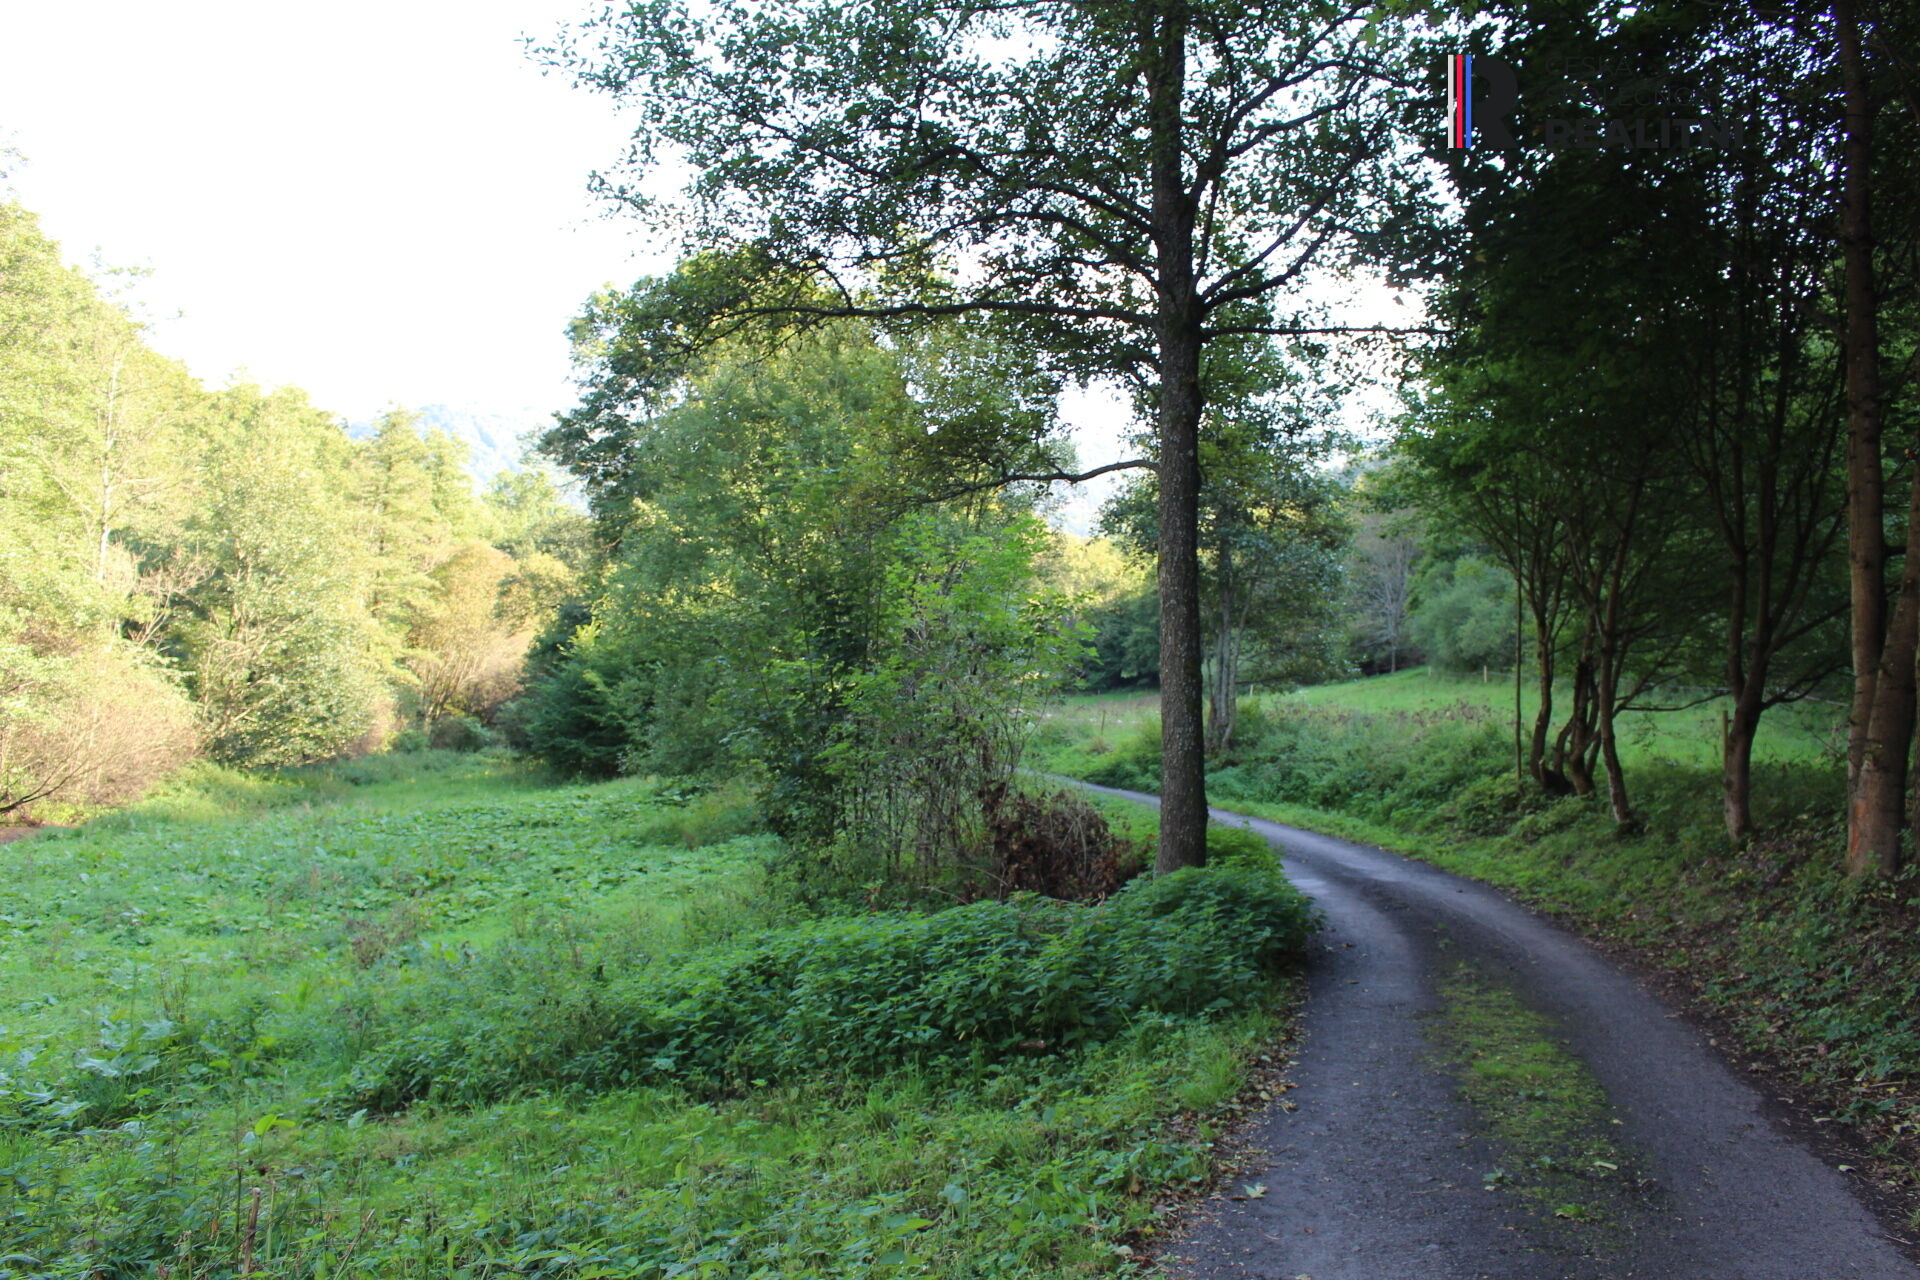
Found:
<box><xmin>3</xmin><ymin>0</ymin><xmax>1919</xmax><ymax>1276</ymax></box>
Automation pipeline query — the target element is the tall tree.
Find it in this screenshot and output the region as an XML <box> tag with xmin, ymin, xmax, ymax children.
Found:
<box><xmin>179</xmin><ymin>386</ymin><xmax>386</xmax><ymax>766</ymax></box>
<box><xmin>1832</xmin><ymin>0</ymin><xmax>1920</xmax><ymax>874</ymax></box>
<box><xmin>1349</xmin><ymin>508</ymin><xmax>1420</xmax><ymax>675</ymax></box>
<box><xmin>545</xmin><ymin>0</ymin><xmax>1427</xmax><ymax>870</ymax></box>
<box><xmin>1664</xmin><ymin>41</ymin><xmax>1850</xmax><ymax>842</ymax></box>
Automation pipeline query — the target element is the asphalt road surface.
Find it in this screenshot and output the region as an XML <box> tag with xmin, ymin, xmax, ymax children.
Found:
<box><xmin>1074</xmin><ymin>781</ymin><xmax>1917</xmax><ymax>1280</ymax></box>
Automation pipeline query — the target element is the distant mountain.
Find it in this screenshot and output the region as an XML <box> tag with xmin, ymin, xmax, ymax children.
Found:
<box><xmin>345</xmin><ymin>403</ymin><xmax>565</xmax><ymax>483</ymax></box>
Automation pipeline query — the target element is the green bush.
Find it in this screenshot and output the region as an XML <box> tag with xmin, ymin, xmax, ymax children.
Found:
<box><xmin>428</xmin><ymin>713</ymin><xmax>500</xmax><ymax>752</ymax></box>
<box><xmin>672</xmin><ymin>776</ymin><xmax>762</xmax><ymax>847</ymax></box>
<box><xmin>388</xmin><ymin>726</ymin><xmax>430</xmax><ymax>753</ymax></box>
<box><xmin>1205</xmin><ymin>823</ymin><xmax>1281</xmax><ymax>875</ymax></box>
<box><xmin>1430</xmin><ymin>772</ymin><xmax>1550</xmax><ymax>836</ymax></box>
<box><xmin>1078</xmin><ymin>716</ymin><xmax>1162</xmax><ymax>790</ymax></box>
<box><xmin>334</xmin><ymin>864</ymin><xmax>1316</xmax><ymax>1112</ymax></box>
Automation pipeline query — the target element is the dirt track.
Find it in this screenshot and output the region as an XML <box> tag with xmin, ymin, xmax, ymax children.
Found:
<box><xmin>1078</xmin><ymin>781</ymin><xmax>1917</xmax><ymax>1280</ymax></box>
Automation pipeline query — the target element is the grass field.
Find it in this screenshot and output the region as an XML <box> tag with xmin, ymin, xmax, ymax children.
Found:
<box><xmin>1039</xmin><ymin>667</ymin><xmax>1846</xmax><ymax>772</ymax></box>
<box><xmin>1285</xmin><ymin>667</ymin><xmax>1845</xmax><ymax>769</ymax></box>
<box><xmin>1</xmin><ymin>751</ymin><xmax>1302</xmax><ymax>1279</ymax></box>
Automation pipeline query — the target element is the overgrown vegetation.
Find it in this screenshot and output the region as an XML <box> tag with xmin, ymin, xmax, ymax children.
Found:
<box><xmin>0</xmin><ymin>754</ymin><xmax>1312</xmax><ymax>1276</ymax></box>
<box><xmin>1040</xmin><ymin>672</ymin><xmax>1920</xmax><ymax>1216</ymax></box>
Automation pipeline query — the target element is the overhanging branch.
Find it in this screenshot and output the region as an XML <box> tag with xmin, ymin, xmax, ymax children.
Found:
<box><xmin>926</xmin><ymin>457</ymin><xmax>1157</xmax><ymax>502</ymax></box>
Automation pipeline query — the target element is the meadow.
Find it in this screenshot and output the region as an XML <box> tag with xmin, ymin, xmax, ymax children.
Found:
<box><xmin>0</xmin><ymin>752</ymin><xmax>1310</xmax><ymax>1279</ymax></box>
<box><xmin>1038</xmin><ymin>667</ymin><xmax>1845</xmax><ymax>773</ymax></box>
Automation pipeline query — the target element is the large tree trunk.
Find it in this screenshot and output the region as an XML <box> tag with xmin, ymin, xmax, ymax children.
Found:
<box><xmin>1837</xmin><ymin>0</ymin><xmax>1886</xmax><ymax>816</ymax></box>
<box><xmin>1838</xmin><ymin>0</ymin><xmax>1896</xmax><ymax>874</ymax></box>
<box><xmin>1147</xmin><ymin>1</ymin><xmax>1207</xmax><ymax>873</ymax></box>
<box><xmin>1156</xmin><ymin>329</ymin><xmax>1207</xmax><ymax>874</ymax></box>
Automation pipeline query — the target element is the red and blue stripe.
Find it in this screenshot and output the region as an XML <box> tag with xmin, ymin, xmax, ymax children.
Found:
<box><xmin>1449</xmin><ymin>53</ymin><xmax>1472</xmax><ymax>148</ymax></box>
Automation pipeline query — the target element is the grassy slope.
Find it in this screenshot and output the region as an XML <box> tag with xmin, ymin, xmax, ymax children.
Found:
<box><xmin>1</xmin><ymin>752</ymin><xmax>1296</xmax><ymax>1279</ymax></box>
<box><xmin>1035</xmin><ymin>671</ymin><xmax>1920</xmax><ymax>1227</ymax></box>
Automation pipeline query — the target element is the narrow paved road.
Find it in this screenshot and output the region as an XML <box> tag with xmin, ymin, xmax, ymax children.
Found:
<box><xmin>1076</xmin><ymin>782</ymin><xmax>1917</xmax><ymax>1280</ymax></box>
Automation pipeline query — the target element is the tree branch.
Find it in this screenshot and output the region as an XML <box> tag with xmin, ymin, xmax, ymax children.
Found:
<box><xmin>924</xmin><ymin>457</ymin><xmax>1156</xmax><ymax>502</ymax></box>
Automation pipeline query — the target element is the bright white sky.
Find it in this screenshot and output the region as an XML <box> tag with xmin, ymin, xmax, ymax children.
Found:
<box><xmin>0</xmin><ymin>1</ymin><xmax>1403</xmax><ymax>529</ymax></box>
<box><xmin>0</xmin><ymin>0</ymin><xmax>657</xmax><ymax>425</ymax></box>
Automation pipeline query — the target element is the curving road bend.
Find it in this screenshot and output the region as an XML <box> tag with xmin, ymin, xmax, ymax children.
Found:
<box><xmin>1074</xmin><ymin>781</ymin><xmax>1917</xmax><ymax>1280</ymax></box>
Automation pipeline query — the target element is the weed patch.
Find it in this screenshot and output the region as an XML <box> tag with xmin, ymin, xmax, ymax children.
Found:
<box><xmin>1429</xmin><ymin>962</ymin><xmax>1642</xmax><ymax>1227</ymax></box>
<box><xmin>333</xmin><ymin>865</ymin><xmax>1315</xmax><ymax>1111</ymax></box>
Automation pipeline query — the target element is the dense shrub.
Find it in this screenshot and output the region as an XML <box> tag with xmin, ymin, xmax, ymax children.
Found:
<box><xmin>1207</xmin><ymin>700</ymin><xmax>1510</xmax><ymax>823</ymax></box>
<box><xmin>427</xmin><ymin>711</ymin><xmax>500</xmax><ymax>752</ymax></box>
<box><xmin>1406</xmin><ymin>556</ymin><xmax>1517</xmax><ymax>674</ymax></box>
<box><xmin>1075</xmin><ymin>717</ymin><xmax>1163</xmax><ymax>791</ymax></box>
<box><xmin>387</xmin><ymin>726</ymin><xmax>430</xmax><ymax>753</ymax></box>
<box><xmin>0</xmin><ymin>644</ymin><xmax>198</xmax><ymax>819</ymax></box>
<box><xmin>1205</xmin><ymin>823</ymin><xmax>1283</xmax><ymax>874</ymax></box>
<box><xmin>334</xmin><ymin>864</ymin><xmax>1316</xmax><ymax>1112</ymax></box>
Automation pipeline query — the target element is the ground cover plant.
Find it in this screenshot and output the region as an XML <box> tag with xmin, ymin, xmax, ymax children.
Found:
<box><xmin>0</xmin><ymin>753</ymin><xmax>1312</xmax><ymax>1277</ymax></box>
<box><xmin>1039</xmin><ymin>671</ymin><xmax>1920</xmax><ymax>1221</ymax></box>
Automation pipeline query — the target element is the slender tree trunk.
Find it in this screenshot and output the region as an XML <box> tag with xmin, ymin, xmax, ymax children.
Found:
<box><xmin>1215</xmin><ymin>630</ymin><xmax>1239</xmax><ymax>754</ymax></box>
<box><xmin>1854</xmin><ymin>466</ymin><xmax>1919</xmax><ymax>873</ymax></box>
<box><xmin>1838</xmin><ymin>0</ymin><xmax>1887</xmax><ymax>832</ymax></box>
<box><xmin>1514</xmin><ymin>578</ymin><xmax>1524</xmax><ymax>796</ymax></box>
<box><xmin>1561</xmin><ymin>647</ymin><xmax>1598</xmax><ymax>796</ymax></box>
<box><xmin>1529</xmin><ymin>600</ymin><xmax>1557</xmax><ymax>787</ymax></box>
<box><xmin>1723</xmin><ymin>578</ymin><xmax>1777</xmax><ymax>842</ymax></box>
<box><xmin>1838</xmin><ymin>0</ymin><xmax>1896</xmax><ymax>874</ymax></box>
<box><xmin>1147</xmin><ymin>1</ymin><xmax>1207</xmax><ymax>873</ymax></box>
<box><xmin>1207</xmin><ymin>543</ymin><xmax>1234</xmax><ymax>754</ymax></box>
<box><xmin>1723</xmin><ymin>691</ymin><xmax>1762</xmax><ymax>841</ymax></box>
<box><xmin>1595</xmin><ymin>600</ymin><xmax>1635</xmax><ymax>826</ymax></box>
<box><xmin>93</xmin><ymin>354</ymin><xmax>125</xmax><ymax>587</ymax></box>
<box><xmin>1598</xmin><ymin>711</ymin><xmax>1633</xmax><ymax>826</ymax></box>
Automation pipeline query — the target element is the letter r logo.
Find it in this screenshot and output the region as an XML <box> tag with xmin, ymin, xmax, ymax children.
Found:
<box><xmin>1447</xmin><ymin>55</ymin><xmax>1519</xmax><ymax>149</ymax></box>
